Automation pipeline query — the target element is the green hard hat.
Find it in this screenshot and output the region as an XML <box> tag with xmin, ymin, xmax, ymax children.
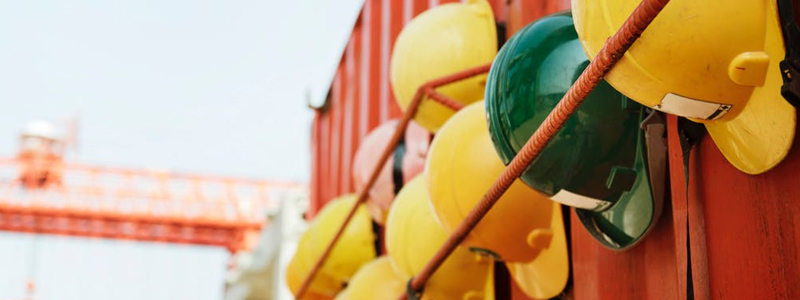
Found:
<box><xmin>484</xmin><ymin>12</ymin><xmax>667</xmax><ymax>250</ymax></box>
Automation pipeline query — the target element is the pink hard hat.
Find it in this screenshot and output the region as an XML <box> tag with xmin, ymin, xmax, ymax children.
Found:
<box><xmin>352</xmin><ymin>120</ymin><xmax>430</xmax><ymax>225</ymax></box>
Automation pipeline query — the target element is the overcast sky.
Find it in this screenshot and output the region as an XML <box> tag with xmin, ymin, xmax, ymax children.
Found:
<box><xmin>0</xmin><ymin>0</ymin><xmax>362</xmax><ymax>181</ymax></box>
<box><xmin>0</xmin><ymin>0</ymin><xmax>362</xmax><ymax>299</ymax></box>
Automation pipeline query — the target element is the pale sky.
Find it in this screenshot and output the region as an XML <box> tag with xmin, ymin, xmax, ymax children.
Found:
<box><xmin>0</xmin><ymin>0</ymin><xmax>363</xmax><ymax>299</ymax></box>
<box><xmin>0</xmin><ymin>0</ymin><xmax>363</xmax><ymax>181</ymax></box>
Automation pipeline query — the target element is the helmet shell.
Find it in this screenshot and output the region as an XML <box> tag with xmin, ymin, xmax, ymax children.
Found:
<box><xmin>426</xmin><ymin>101</ymin><xmax>569</xmax><ymax>298</ymax></box>
<box><xmin>485</xmin><ymin>13</ymin><xmax>659</xmax><ymax>250</ymax></box>
<box><xmin>352</xmin><ymin>120</ymin><xmax>429</xmax><ymax>224</ymax></box>
<box><xmin>297</xmin><ymin>195</ymin><xmax>377</xmax><ymax>297</ymax></box>
<box><xmin>385</xmin><ymin>175</ymin><xmax>493</xmax><ymax>300</ymax></box>
<box><xmin>390</xmin><ymin>0</ymin><xmax>497</xmax><ymax>133</ymax></box>
<box><xmin>573</xmin><ymin>0</ymin><xmax>796</xmax><ymax>174</ymax></box>
<box><xmin>285</xmin><ymin>253</ymin><xmax>336</xmax><ymax>300</ymax></box>
<box><xmin>332</xmin><ymin>257</ymin><xmax>405</xmax><ymax>300</ymax></box>
<box><xmin>574</xmin><ymin>0</ymin><xmax>778</xmax><ymax>121</ymax></box>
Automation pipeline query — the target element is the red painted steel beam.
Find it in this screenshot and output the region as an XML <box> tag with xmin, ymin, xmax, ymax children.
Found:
<box><xmin>0</xmin><ymin>203</ymin><xmax>262</xmax><ymax>252</ymax></box>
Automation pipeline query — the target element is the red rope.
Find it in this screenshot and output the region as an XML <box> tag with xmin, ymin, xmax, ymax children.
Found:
<box><xmin>293</xmin><ymin>64</ymin><xmax>490</xmax><ymax>299</ymax></box>
<box><xmin>396</xmin><ymin>0</ymin><xmax>672</xmax><ymax>299</ymax></box>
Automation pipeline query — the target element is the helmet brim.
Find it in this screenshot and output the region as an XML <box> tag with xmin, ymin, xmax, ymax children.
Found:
<box><xmin>505</xmin><ymin>203</ymin><xmax>570</xmax><ymax>299</ymax></box>
<box><xmin>704</xmin><ymin>71</ymin><xmax>796</xmax><ymax>174</ymax></box>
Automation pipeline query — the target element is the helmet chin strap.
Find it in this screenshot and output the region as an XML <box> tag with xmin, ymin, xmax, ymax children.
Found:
<box><xmin>576</xmin><ymin>108</ymin><xmax>668</xmax><ymax>250</ymax></box>
<box><xmin>495</xmin><ymin>21</ymin><xmax>507</xmax><ymax>50</ymax></box>
<box><xmin>392</xmin><ymin>134</ymin><xmax>407</xmax><ymax>195</ymax></box>
<box><xmin>677</xmin><ymin>117</ymin><xmax>707</xmax><ymax>300</ymax></box>
<box><xmin>641</xmin><ymin>109</ymin><xmax>668</xmax><ymax>233</ymax></box>
<box><xmin>371</xmin><ymin>220</ymin><xmax>383</xmax><ymax>259</ymax></box>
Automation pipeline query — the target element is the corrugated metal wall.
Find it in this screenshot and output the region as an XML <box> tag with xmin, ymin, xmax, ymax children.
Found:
<box><xmin>309</xmin><ymin>0</ymin><xmax>478</xmax><ymax>215</ymax></box>
<box><xmin>309</xmin><ymin>1</ymin><xmax>800</xmax><ymax>299</ymax></box>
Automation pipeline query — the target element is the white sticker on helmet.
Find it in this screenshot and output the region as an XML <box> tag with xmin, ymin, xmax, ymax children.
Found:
<box><xmin>654</xmin><ymin>93</ymin><xmax>732</xmax><ymax>120</ymax></box>
<box><xmin>550</xmin><ymin>189</ymin><xmax>613</xmax><ymax>211</ymax></box>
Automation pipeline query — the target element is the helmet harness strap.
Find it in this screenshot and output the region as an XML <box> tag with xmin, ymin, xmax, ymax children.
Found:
<box><xmin>778</xmin><ymin>0</ymin><xmax>800</xmax><ymax>107</ymax></box>
<box><xmin>677</xmin><ymin>117</ymin><xmax>707</xmax><ymax>300</ymax></box>
<box><xmin>392</xmin><ymin>134</ymin><xmax>407</xmax><ymax>195</ymax></box>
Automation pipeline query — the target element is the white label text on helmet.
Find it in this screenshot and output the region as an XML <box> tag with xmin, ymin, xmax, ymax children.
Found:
<box><xmin>550</xmin><ymin>189</ymin><xmax>613</xmax><ymax>211</ymax></box>
<box><xmin>655</xmin><ymin>93</ymin><xmax>732</xmax><ymax>120</ymax></box>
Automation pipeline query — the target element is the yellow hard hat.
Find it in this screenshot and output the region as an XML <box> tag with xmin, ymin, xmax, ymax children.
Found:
<box><xmin>285</xmin><ymin>242</ymin><xmax>337</xmax><ymax>300</ymax></box>
<box><xmin>389</xmin><ymin>0</ymin><xmax>497</xmax><ymax>133</ymax></box>
<box><xmin>573</xmin><ymin>0</ymin><xmax>796</xmax><ymax>174</ymax></box>
<box><xmin>301</xmin><ymin>293</ymin><xmax>333</xmax><ymax>300</ymax></box>
<box><xmin>333</xmin><ymin>257</ymin><xmax>406</xmax><ymax>300</ymax></box>
<box><xmin>385</xmin><ymin>175</ymin><xmax>495</xmax><ymax>300</ymax></box>
<box><xmin>426</xmin><ymin>101</ymin><xmax>569</xmax><ymax>299</ymax></box>
<box><xmin>294</xmin><ymin>194</ymin><xmax>378</xmax><ymax>297</ymax></box>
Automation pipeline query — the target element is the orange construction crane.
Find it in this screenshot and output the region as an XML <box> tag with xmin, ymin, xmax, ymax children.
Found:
<box><xmin>0</xmin><ymin>121</ymin><xmax>305</xmax><ymax>253</ymax></box>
